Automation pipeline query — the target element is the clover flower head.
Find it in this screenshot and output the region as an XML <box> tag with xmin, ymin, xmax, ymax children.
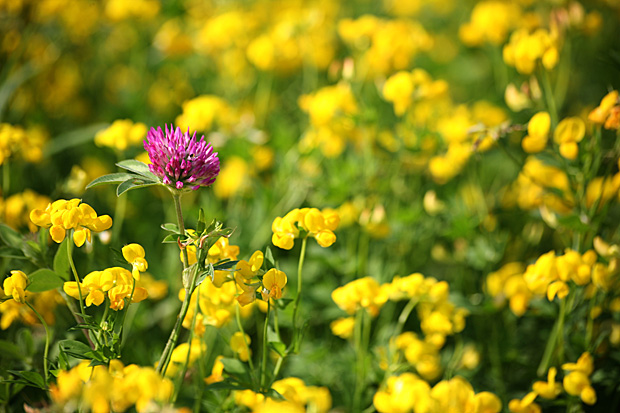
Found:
<box><xmin>144</xmin><ymin>124</ymin><xmax>220</xmax><ymax>190</ymax></box>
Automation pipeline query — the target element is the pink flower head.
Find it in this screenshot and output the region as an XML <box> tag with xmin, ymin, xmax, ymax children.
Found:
<box><xmin>144</xmin><ymin>125</ymin><xmax>220</xmax><ymax>190</ymax></box>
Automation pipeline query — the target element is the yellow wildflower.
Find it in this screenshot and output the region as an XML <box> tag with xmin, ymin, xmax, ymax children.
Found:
<box><xmin>2</xmin><ymin>270</ymin><xmax>28</xmax><ymax>303</ymax></box>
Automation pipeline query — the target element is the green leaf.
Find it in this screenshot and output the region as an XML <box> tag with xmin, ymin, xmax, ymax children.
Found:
<box><xmin>116</xmin><ymin>178</ymin><xmax>158</xmax><ymax>197</ymax></box>
<box><xmin>275</xmin><ymin>298</ymin><xmax>294</xmax><ymax>310</ymax></box>
<box><xmin>27</xmin><ymin>269</ymin><xmax>64</xmax><ymax>292</ymax></box>
<box><xmin>213</xmin><ymin>259</ymin><xmax>238</xmax><ymax>271</ymax></box>
<box><xmin>53</xmin><ymin>239</ymin><xmax>71</xmax><ymax>280</ymax></box>
<box><xmin>0</xmin><ymin>224</ymin><xmax>22</xmax><ymax>247</ymax></box>
<box><xmin>264</xmin><ymin>246</ymin><xmax>275</xmax><ymax>270</ymax></box>
<box><xmin>7</xmin><ymin>370</ymin><xmax>46</xmax><ymax>389</ymax></box>
<box><xmin>116</xmin><ymin>160</ymin><xmax>158</xmax><ymax>181</ymax></box>
<box><xmin>220</xmin><ymin>358</ymin><xmax>247</xmax><ymax>376</ymax></box>
<box><xmin>204</xmin><ymin>379</ymin><xmax>248</xmax><ymax>391</ymax></box>
<box><xmin>86</xmin><ymin>172</ymin><xmax>136</xmax><ymax>189</ymax></box>
<box><xmin>0</xmin><ymin>63</ymin><xmax>39</xmax><ymax>118</ymax></box>
<box><xmin>265</xmin><ymin>388</ymin><xmax>285</xmax><ymax>400</ymax></box>
<box><xmin>162</xmin><ymin>234</ymin><xmax>178</xmax><ymax>243</ymax></box>
<box><xmin>557</xmin><ymin>214</ymin><xmax>590</xmax><ymax>233</ymax></box>
<box><xmin>197</xmin><ymin>208</ymin><xmax>207</xmax><ymax>234</ymax></box>
<box><xmin>161</xmin><ymin>223</ymin><xmax>179</xmax><ymax>233</ymax></box>
<box><xmin>268</xmin><ymin>342</ymin><xmax>286</xmax><ymax>357</ymax></box>
<box><xmin>59</xmin><ymin>340</ymin><xmax>94</xmax><ymax>360</ymax></box>
<box><xmin>195</xmin><ymin>263</ymin><xmax>214</xmax><ymax>287</ymax></box>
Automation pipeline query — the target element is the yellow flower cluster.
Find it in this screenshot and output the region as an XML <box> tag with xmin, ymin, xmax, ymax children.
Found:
<box><xmin>94</xmin><ymin>119</ymin><xmax>147</xmax><ymax>151</ymax></box>
<box><xmin>337</xmin><ymin>198</ymin><xmax>391</xmax><ymax>238</ymax></box>
<box><xmin>509</xmin><ymin>353</ymin><xmax>596</xmax><ymax>412</ymax></box>
<box><xmin>0</xmin><ymin>289</ymin><xmax>61</xmax><ymax>329</ymax></box>
<box><xmin>230</xmin><ymin>331</ymin><xmax>252</xmax><ymax>362</ymax></box>
<box><xmin>331</xmin><ymin>277</ymin><xmax>389</xmax><ymax>317</ymax></box>
<box><xmin>503</xmin><ymin>28</ymin><xmax>559</xmax><ymax>75</ymax></box>
<box><xmin>394</xmin><ymin>332</ymin><xmax>442</xmax><ymax>381</ymax></box>
<box><xmin>1</xmin><ymin>270</ymin><xmax>29</xmax><ymax>303</ymax></box>
<box><xmin>459</xmin><ymin>1</ymin><xmax>521</xmax><ymax>47</ymax></box>
<box><xmin>589</xmin><ymin>90</ymin><xmax>620</xmax><ymax>130</ymax></box>
<box><xmin>383</xmin><ymin>69</ymin><xmax>448</xmax><ymax>116</ymax></box>
<box><xmin>523</xmin><ymin>249</ymin><xmax>602</xmax><ymax>301</ymax></box>
<box><xmin>30</xmin><ymin>199</ymin><xmax>112</xmax><ymax>246</ymax></box>
<box><xmin>234</xmin><ymin>250</ymin><xmax>288</xmax><ymax>306</ymax></box>
<box><xmin>521</xmin><ymin>112</ymin><xmax>550</xmax><ymax>154</ymax></box>
<box><xmin>175</xmin><ymin>95</ymin><xmax>235</xmax><ymax>134</ymax></box>
<box><xmin>0</xmin><ymin>123</ymin><xmax>47</xmax><ymax>165</ymax></box>
<box><xmin>338</xmin><ymin>15</ymin><xmax>433</xmax><ymax>78</ymax></box>
<box><xmin>165</xmin><ymin>338</ymin><xmax>205</xmax><ymax>378</ymax></box>
<box><xmin>486</xmin><ymin>262</ymin><xmax>532</xmax><ymax>316</ymax></box>
<box><xmin>554</xmin><ymin>117</ymin><xmax>586</xmax><ymax>160</ymax></box>
<box><xmin>0</xmin><ymin>189</ymin><xmax>50</xmax><ymax>232</ymax></box>
<box><xmin>374</xmin><ymin>374</ymin><xmax>501</xmax><ymax>413</ymax></box>
<box><xmin>235</xmin><ymin>377</ymin><xmax>331</xmax><ymax>413</ymax></box>
<box><xmin>386</xmin><ymin>273</ymin><xmax>468</xmax><ymax>346</ymax></box>
<box><xmin>503</xmin><ymin>157</ymin><xmax>572</xmax><ymax>214</ymax></box>
<box><xmin>272</xmin><ymin>207</ymin><xmax>339</xmax><ymax>250</ymax></box>
<box><xmin>64</xmin><ymin>266</ymin><xmax>148</xmax><ymax>310</ymax></box>
<box><xmin>298</xmin><ymin>83</ymin><xmax>359</xmax><ymax>158</ymax></box>
<box><xmin>50</xmin><ymin>360</ymin><xmax>174</xmax><ymax>413</ymax></box>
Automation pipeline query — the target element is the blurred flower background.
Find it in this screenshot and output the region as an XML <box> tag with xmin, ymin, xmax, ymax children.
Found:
<box><xmin>1</xmin><ymin>0</ymin><xmax>620</xmax><ymax>411</ymax></box>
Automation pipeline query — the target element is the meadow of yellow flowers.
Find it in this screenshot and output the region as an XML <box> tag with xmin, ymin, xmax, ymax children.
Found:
<box><xmin>1</xmin><ymin>0</ymin><xmax>620</xmax><ymax>412</ymax></box>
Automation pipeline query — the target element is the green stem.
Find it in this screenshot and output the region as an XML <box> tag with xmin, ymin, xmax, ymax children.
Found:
<box><xmin>538</xmin><ymin>295</ymin><xmax>567</xmax><ymax>376</ymax></box>
<box><xmin>260</xmin><ymin>301</ymin><xmax>271</xmax><ymax>390</ymax></box>
<box><xmin>157</xmin><ymin>191</ymin><xmax>198</xmax><ymax>376</ymax></box>
<box><xmin>26</xmin><ymin>302</ymin><xmax>50</xmax><ymax>385</ymax></box>
<box><xmin>172</xmin><ymin>192</ymin><xmax>190</xmax><ymax>271</ymax></box>
<box><xmin>291</xmin><ymin>236</ymin><xmax>308</xmax><ymax>353</ymax></box>
<box><xmin>394</xmin><ymin>298</ymin><xmax>417</xmax><ymax>337</ymax></box>
<box><xmin>66</xmin><ymin>234</ymin><xmax>86</xmax><ymax>317</ymax></box>
<box><xmin>540</xmin><ymin>68</ymin><xmax>559</xmax><ymax>127</ymax></box>
<box><xmin>112</xmin><ymin>192</ymin><xmax>127</xmax><ymax>244</ymax></box>
<box><xmin>2</xmin><ymin>161</ymin><xmax>9</xmax><ymax>195</ymax></box>
<box><xmin>173</xmin><ymin>285</ymin><xmax>202</xmax><ymax>403</ymax></box>
<box><xmin>235</xmin><ymin>304</ymin><xmax>257</xmax><ymax>385</ymax></box>
<box><xmin>353</xmin><ymin>309</ymin><xmax>366</xmax><ymax>413</ymax></box>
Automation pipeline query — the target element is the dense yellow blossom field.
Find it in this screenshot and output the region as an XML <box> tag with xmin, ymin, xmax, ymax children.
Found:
<box><xmin>1</xmin><ymin>0</ymin><xmax>620</xmax><ymax>412</ymax></box>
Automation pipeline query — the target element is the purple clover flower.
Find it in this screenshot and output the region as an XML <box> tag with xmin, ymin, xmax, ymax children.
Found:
<box><xmin>144</xmin><ymin>125</ymin><xmax>220</xmax><ymax>190</ymax></box>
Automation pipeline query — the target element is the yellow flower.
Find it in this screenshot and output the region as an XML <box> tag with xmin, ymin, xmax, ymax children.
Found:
<box><xmin>2</xmin><ymin>270</ymin><xmax>29</xmax><ymax>303</ymax></box>
<box><xmin>30</xmin><ymin>199</ymin><xmax>112</xmax><ymax>246</ymax></box>
<box><xmin>522</xmin><ymin>112</ymin><xmax>550</xmax><ymax>153</ymax></box>
<box><xmin>508</xmin><ymin>392</ymin><xmax>540</xmax><ymax>413</ymax></box>
<box><xmin>330</xmin><ymin>317</ymin><xmax>355</xmax><ymax>339</ymax></box>
<box><xmin>553</xmin><ymin>117</ymin><xmax>585</xmax><ymax>160</ymax></box>
<box><xmin>588</xmin><ymin>90</ymin><xmax>619</xmax><ymax>125</ymax></box>
<box><xmin>122</xmin><ymin>243</ymin><xmax>148</xmax><ymax>280</ymax></box>
<box><xmin>166</xmin><ymin>338</ymin><xmax>205</xmax><ymax>378</ymax></box>
<box><xmin>94</xmin><ymin>119</ymin><xmax>147</xmax><ymax>151</ymax></box>
<box><xmin>533</xmin><ymin>367</ymin><xmax>562</xmax><ymax>399</ymax></box>
<box><xmin>261</xmin><ymin>268</ymin><xmax>287</xmax><ymax>301</ymax></box>
<box><xmin>236</xmin><ymin>250</ymin><xmax>264</xmax><ymax>279</ymax></box>
<box><xmin>204</xmin><ymin>356</ymin><xmax>225</xmax><ymax>385</ymax></box>
<box><xmin>231</xmin><ymin>331</ymin><xmax>251</xmax><ymax>362</ymax></box>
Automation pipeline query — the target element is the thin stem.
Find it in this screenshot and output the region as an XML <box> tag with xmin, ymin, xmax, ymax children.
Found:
<box><xmin>26</xmin><ymin>302</ymin><xmax>50</xmax><ymax>385</ymax></box>
<box><xmin>538</xmin><ymin>295</ymin><xmax>567</xmax><ymax>376</ymax></box>
<box><xmin>353</xmin><ymin>309</ymin><xmax>365</xmax><ymax>413</ymax></box>
<box><xmin>112</xmin><ymin>192</ymin><xmax>127</xmax><ymax>244</ymax></box>
<box><xmin>260</xmin><ymin>301</ymin><xmax>271</xmax><ymax>390</ymax></box>
<box><xmin>173</xmin><ymin>285</ymin><xmax>202</xmax><ymax>403</ymax></box>
<box><xmin>394</xmin><ymin>298</ymin><xmax>417</xmax><ymax>337</ymax></box>
<box><xmin>540</xmin><ymin>68</ymin><xmax>559</xmax><ymax>127</ymax></box>
<box><xmin>235</xmin><ymin>304</ymin><xmax>257</xmax><ymax>384</ymax></box>
<box><xmin>291</xmin><ymin>236</ymin><xmax>308</xmax><ymax>353</ymax></box>
<box><xmin>157</xmin><ymin>191</ymin><xmax>199</xmax><ymax>376</ymax></box>
<box><xmin>2</xmin><ymin>161</ymin><xmax>9</xmax><ymax>195</ymax></box>
<box><xmin>172</xmin><ymin>192</ymin><xmax>190</xmax><ymax>271</ymax></box>
<box><xmin>66</xmin><ymin>234</ymin><xmax>86</xmax><ymax>317</ymax></box>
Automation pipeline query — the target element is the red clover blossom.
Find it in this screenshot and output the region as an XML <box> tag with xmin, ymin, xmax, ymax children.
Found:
<box><xmin>144</xmin><ymin>125</ymin><xmax>220</xmax><ymax>190</ymax></box>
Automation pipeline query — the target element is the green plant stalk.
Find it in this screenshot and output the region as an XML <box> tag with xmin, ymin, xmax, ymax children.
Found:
<box><xmin>235</xmin><ymin>304</ymin><xmax>257</xmax><ymax>385</ymax></box>
<box><xmin>156</xmin><ymin>192</ymin><xmax>197</xmax><ymax>376</ymax></box>
<box><xmin>66</xmin><ymin>232</ymin><xmax>86</xmax><ymax>317</ymax></box>
<box><xmin>26</xmin><ymin>302</ymin><xmax>50</xmax><ymax>385</ymax></box>
<box><xmin>394</xmin><ymin>298</ymin><xmax>417</xmax><ymax>337</ymax></box>
<box><xmin>540</xmin><ymin>68</ymin><xmax>559</xmax><ymax>127</ymax></box>
<box><xmin>173</xmin><ymin>285</ymin><xmax>202</xmax><ymax>403</ymax></box>
<box><xmin>260</xmin><ymin>301</ymin><xmax>271</xmax><ymax>390</ymax></box>
<box><xmin>291</xmin><ymin>236</ymin><xmax>308</xmax><ymax>353</ymax></box>
<box><xmin>538</xmin><ymin>295</ymin><xmax>567</xmax><ymax>376</ymax></box>
<box><xmin>112</xmin><ymin>192</ymin><xmax>127</xmax><ymax>244</ymax></box>
<box><xmin>353</xmin><ymin>309</ymin><xmax>366</xmax><ymax>413</ymax></box>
